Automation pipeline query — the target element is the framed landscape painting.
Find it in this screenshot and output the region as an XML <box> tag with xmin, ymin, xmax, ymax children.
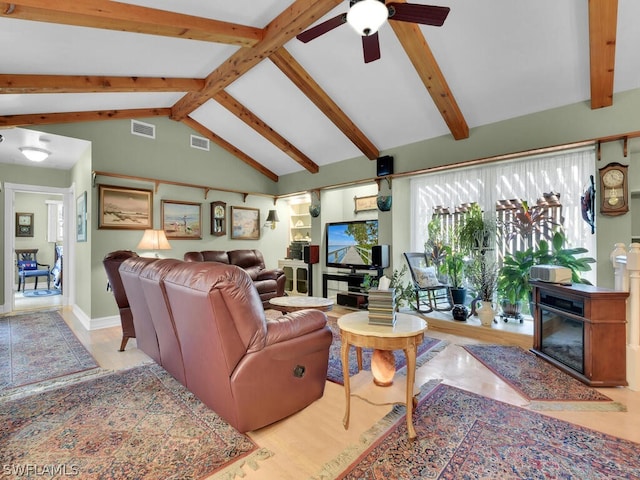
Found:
<box><xmin>231</xmin><ymin>206</ymin><xmax>260</xmax><ymax>240</ymax></box>
<box><xmin>162</xmin><ymin>200</ymin><xmax>202</xmax><ymax>239</ymax></box>
<box><xmin>98</xmin><ymin>184</ymin><xmax>153</xmax><ymax>230</ymax></box>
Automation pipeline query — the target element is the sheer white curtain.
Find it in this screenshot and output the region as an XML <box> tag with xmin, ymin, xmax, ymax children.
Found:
<box><xmin>410</xmin><ymin>147</ymin><xmax>596</xmax><ymax>277</ymax></box>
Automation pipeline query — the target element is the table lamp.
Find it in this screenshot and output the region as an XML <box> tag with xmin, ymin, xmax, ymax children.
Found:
<box><xmin>136</xmin><ymin>229</ymin><xmax>171</xmax><ymax>258</ymax></box>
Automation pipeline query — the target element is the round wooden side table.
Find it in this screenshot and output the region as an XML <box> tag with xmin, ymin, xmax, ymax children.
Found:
<box><xmin>337</xmin><ymin>311</ymin><xmax>427</xmax><ymax>439</ymax></box>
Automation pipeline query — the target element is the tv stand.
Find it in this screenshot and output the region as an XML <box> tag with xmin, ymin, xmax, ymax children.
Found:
<box><xmin>323</xmin><ymin>270</ymin><xmax>383</xmax><ymax>309</ymax></box>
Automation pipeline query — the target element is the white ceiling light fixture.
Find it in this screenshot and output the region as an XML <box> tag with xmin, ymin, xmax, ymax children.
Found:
<box><xmin>19</xmin><ymin>147</ymin><xmax>51</xmax><ymax>162</ymax></box>
<box><xmin>347</xmin><ymin>0</ymin><xmax>389</xmax><ymax>36</ymax></box>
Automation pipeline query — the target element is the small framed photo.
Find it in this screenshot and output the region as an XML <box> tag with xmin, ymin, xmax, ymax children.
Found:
<box><xmin>16</xmin><ymin>212</ymin><xmax>34</xmax><ymax>237</ymax></box>
<box><xmin>98</xmin><ymin>184</ymin><xmax>153</xmax><ymax>230</ymax></box>
<box><xmin>354</xmin><ymin>195</ymin><xmax>377</xmax><ymax>213</ymax></box>
<box><xmin>76</xmin><ymin>191</ymin><xmax>87</xmax><ymax>242</ymax></box>
<box><xmin>231</xmin><ymin>206</ymin><xmax>260</xmax><ymax>240</ymax></box>
<box><xmin>162</xmin><ymin>200</ymin><xmax>202</xmax><ymax>239</ymax></box>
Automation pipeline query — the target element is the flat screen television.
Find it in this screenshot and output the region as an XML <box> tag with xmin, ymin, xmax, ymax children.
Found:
<box><xmin>326</xmin><ymin>219</ymin><xmax>380</xmax><ymax>271</ymax></box>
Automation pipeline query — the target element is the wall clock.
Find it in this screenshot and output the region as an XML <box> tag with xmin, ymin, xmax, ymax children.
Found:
<box><xmin>15</xmin><ymin>212</ymin><xmax>34</xmax><ymax>237</ymax></box>
<box><xmin>599</xmin><ymin>162</ymin><xmax>629</xmax><ymax>216</ymax></box>
<box><xmin>210</xmin><ymin>201</ymin><xmax>226</xmax><ymax>236</ymax></box>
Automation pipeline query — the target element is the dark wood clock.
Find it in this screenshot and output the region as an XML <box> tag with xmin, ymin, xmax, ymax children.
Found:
<box><xmin>210</xmin><ymin>201</ymin><xmax>226</xmax><ymax>236</ymax></box>
<box><xmin>599</xmin><ymin>162</ymin><xmax>628</xmax><ymax>216</ymax></box>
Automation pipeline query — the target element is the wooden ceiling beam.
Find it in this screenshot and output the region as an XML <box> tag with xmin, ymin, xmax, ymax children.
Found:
<box><xmin>589</xmin><ymin>0</ymin><xmax>618</xmax><ymax>109</ymax></box>
<box><xmin>0</xmin><ymin>74</ymin><xmax>203</xmax><ymax>94</ymax></box>
<box><xmin>181</xmin><ymin>117</ymin><xmax>279</xmax><ymax>182</ymax></box>
<box><xmin>170</xmin><ymin>0</ymin><xmax>343</xmax><ymax>120</ymax></box>
<box><xmin>213</xmin><ymin>90</ymin><xmax>319</xmax><ymax>174</ymax></box>
<box><xmin>0</xmin><ymin>0</ymin><xmax>262</xmax><ymax>47</ymax></box>
<box><xmin>0</xmin><ymin>108</ymin><xmax>170</xmax><ymax>127</ymax></box>
<box><xmin>389</xmin><ymin>8</ymin><xmax>469</xmax><ymax>140</ymax></box>
<box><xmin>270</xmin><ymin>48</ymin><xmax>380</xmax><ymax>160</ymax></box>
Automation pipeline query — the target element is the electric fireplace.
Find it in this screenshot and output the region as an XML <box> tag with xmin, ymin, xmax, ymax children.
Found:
<box><xmin>531</xmin><ymin>281</ymin><xmax>628</xmax><ymax>387</ymax></box>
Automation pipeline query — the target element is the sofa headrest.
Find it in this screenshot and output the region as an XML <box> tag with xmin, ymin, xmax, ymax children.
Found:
<box><xmin>139</xmin><ymin>258</ymin><xmax>186</xmax><ymax>282</ymax></box>
<box><xmin>119</xmin><ymin>256</ymin><xmax>158</xmax><ymax>276</ymax></box>
<box><xmin>227</xmin><ymin>249</ymin><xmax>265</xmax><ymax>270</ymax></box>
<box><xmin>161</xmin><ymin>261</ymin><xmax>266</xmax><ymax>353</ymax></box>
<box><xmin>184</xmin><ymin>250</ymin><xmax>230</xmax><ymax>263</ymax></box>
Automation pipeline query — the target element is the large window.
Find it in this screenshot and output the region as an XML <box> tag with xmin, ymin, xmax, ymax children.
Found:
<box><xmin>410</xmin><ymin>147</ymin><xmax>596</xmax><ymax>280</ymax></box>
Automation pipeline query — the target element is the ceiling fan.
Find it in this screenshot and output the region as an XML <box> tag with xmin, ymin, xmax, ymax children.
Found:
<box><xmin>297</xmin><ymin>0</ymin><xmax>450</xmax><ymax>63</ymax></box>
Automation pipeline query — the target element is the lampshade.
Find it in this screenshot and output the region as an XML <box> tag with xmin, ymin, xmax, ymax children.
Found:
<box><xmin>19</xmin><ymin>147</ymin><xmax>50</xmax><ymax>162</ymax></box>
<box><xmin>266</xmin><ymin>209</ymin><xmax>279</xmax><ymax>229</ymax></box>
<box><xmin>137</xmin><ymin>229</ymin><xmax>172</xmax><ymax>251</ymax></box>
<box><xmin>347</xmin><ymin>0</ymin><xmax>388</xmax><ymax>36</ymax></box>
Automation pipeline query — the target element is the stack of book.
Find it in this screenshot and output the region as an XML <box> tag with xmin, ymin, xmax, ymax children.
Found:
<box><xmin>367</xmin><ymin>288</ymin><xmax>396</xmax><ymax>326</ymax></box>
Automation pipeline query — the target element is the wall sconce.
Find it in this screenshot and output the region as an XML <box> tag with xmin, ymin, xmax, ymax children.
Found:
<box><xmin>265</xmin><ymin>209</ymin><xmax>279</xmax><ymax>230</ymax></box>
<box><xmin>137</xmin><ymin>229</ymin><xmax>172</xmax><ymax>257</ymax></box>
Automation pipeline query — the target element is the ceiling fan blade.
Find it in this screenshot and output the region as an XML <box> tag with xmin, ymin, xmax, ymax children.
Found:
<box><xmin>362</xmin><ymin>32</ymin><xmax>381</xmax><ymax>63</ymax></box>
<box><xmin>297</xmin><ymin>13</ymin><xmax>347</xmax><ymax>43</ymax></box>
<box><xmin>387</xmin><ymin>3</ymin><xmax>450</xmax><ymax>26</ymax></box>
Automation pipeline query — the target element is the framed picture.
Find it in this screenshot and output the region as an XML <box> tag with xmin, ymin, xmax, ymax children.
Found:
<box><xmin>354</xmin><ymin>195</ymin><xmax>377</xmax><ymax>213</ymax></box>
<box><xmin>16</xmin><ymin>212</ymin><xmax>34</xmax><ymax>237</ymax></box>
<box><xmin>162</xmin><ymin>200</ymin><xmax>202</xmax><ymax>239</ymax></box>
<box><xmin>231</xmin><ymin>206</ymin><xmax>260</xmax><ymax>240</ymax></box>
<box><xmin>98</xmin><ymin>184</ymin><xmax>153</xmax><ymax>230</ymax></box>
<box><xmin>76</xmin><ymin>191</ymin><xmax>87</xmax><ymax>242</ymax></box>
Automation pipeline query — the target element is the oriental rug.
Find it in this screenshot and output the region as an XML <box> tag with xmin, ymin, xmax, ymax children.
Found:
<box><xmin>461</xmin><ymin>344</ymin><xmax>624</xmax><ymax>411</ymax></box>
<box><xmin>0</xmin><ymin>363</ymin><xmax>270</xmax><ymax>480</ymax></box>
<box><xmin>314</xmin><ymin>383</ymin><xmax>640</xmax><ymax>480</ymax></box>
<box><xmin>0</xmin><ymin>310</ymin><xmax>99</xmax><ymax>392</ymax></box>
<box><xmin>326</xmin><ymin>317</ymin><xmax>448</xmax><ymax>385</ymax></box>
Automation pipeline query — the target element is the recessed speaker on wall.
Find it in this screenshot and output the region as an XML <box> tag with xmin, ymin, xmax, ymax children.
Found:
<box><xmin>376</xmin><ymin>155</ymin><xmax>394</xmax><ymax>177</ymax></box>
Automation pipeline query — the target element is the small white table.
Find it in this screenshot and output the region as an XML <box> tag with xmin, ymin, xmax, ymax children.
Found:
<box><xmin>269</xmin><ymin>296</ymin><xmax>334</xmax><ymax>313</ymax></box>
<box><xmin>338</xmin><ymin>311</ymin><xmax>427</xmax><ymax>439</ymax></box>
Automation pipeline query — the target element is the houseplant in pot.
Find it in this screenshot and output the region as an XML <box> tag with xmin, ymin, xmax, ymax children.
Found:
<box><xmin>443</xmin><ymin>247</ymin><xmax>467</xmax><ymax>319</ymax></box>
<box><xmin>467</xmin><ymin>255</ymin><xmax>499</xmax><ymax>326</ymax></box>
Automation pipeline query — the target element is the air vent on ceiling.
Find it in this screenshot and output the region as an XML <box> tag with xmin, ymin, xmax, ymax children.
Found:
<box><xmin>190</xmin><ymin>135</ymin><xmax>210</xmax><ymax>151</ymax></box>
<box><xmin>130</xmin><ymin>120</ymin><xmax>156</xmax><ymax>139</ymax></box>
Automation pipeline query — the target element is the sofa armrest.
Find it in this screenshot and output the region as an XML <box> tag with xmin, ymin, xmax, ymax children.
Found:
<box><xmin>256</xmin><ymin>268</ymin><xmax>285</xmax><ymax>281</ymax></box>
<box><xmin>264</xmin><ymin>309</ymin><xmax>327</xmax><ymax>346</ymax></box>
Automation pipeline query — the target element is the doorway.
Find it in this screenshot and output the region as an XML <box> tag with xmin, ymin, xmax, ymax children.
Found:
<box><xmin>4</xmin><ymin>183</ymin><xmax>75</xmax><ymax>315</ymax></box>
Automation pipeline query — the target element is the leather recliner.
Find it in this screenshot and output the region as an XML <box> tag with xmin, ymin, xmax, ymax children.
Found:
<box><xmin>184</xmin><ymin>249</ymin><xmax>286</xmax><ymax>308</ymax></box>
<box><xmin>102</xmin><ymin>250</ymin><xmax>139</xmax><ymax>352</ymax></box>
<box><xmin>160</xmin><ymin>261</ymin><xmax>332</xmax><ymax>432</ymax></box>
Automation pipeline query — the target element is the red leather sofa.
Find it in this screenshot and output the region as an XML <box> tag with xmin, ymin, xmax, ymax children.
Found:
<box><xmin>183</xmin><ymin>249</ymin><xmax>286</xmax><ymax>308</ymax></box>
<box><xmin>117</xmin><ymin>256</ymin><xmax>332</xmax><ymax>433</ymax></box>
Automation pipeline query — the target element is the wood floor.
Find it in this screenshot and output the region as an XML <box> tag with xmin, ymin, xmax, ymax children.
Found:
<box><xmin>52</xmin><ymin>306</ymin><xmax>640</xmax><ymax>480</ymax></box>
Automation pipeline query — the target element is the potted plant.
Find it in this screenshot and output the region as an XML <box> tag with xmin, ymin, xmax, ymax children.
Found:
<box><xmin>467</xmin><ymin>255</ymin><xmax>499</xmax><ymax>325</ymax></box>
<box><xmin>498</xmin><ymin>230</ymin><xmax>596</xmax><ymax>320</ymax></box>
<box><xmin>444</xmin><ymin>247</ymin><xmax>466</xmax><ymax>306</ymax></box>
<box><xmin>457</xmin><ymin>203</ymin><xmax>496</xmax><ymax>254</ymax></box>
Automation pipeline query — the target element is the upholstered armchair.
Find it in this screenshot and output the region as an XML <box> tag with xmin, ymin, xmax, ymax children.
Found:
<box><xmin>103</xmin><ymin>250</ymin><xmax>139</xmax><ymax>351</ymax></box>
<box><xmin>16</xmin><ymin>249</ymin><xmax>51</xmax><ymax>291</ymax></box>
<box><xmin>161</xmin><ymin>261</ymin><xmax>332</xmax><ymax>432</ymax></box>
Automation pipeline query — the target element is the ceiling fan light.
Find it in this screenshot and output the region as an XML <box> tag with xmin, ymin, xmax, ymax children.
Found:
<box><xmin>19</xmin><ymin>147</ymin><xmax>50</xmax><ymax>162</ymax></box>
<box><xmin>347</xmin><ymin>0</ymin><xmax>388</xmax><ymax>36</ymax></box>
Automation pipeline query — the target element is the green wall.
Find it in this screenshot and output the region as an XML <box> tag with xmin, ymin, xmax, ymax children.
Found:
<box><xmin>15</xmin><ymin>87</ymin><xmax>640</xmax><ymax>323</ymax></box>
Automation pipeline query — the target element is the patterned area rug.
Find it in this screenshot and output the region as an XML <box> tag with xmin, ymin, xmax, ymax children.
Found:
<box><xmin>326</xmin><ymin>317</ymin><xmax>448</xmax><ymax>385</ymax></box>
<box><xmin>315</xmin><ymin>383</ymin><xmax>640</xmax><ymax>479</ymax></box>
<box><xmin>22</xmin><ymin>288</ymin><xmax>61</xmax><ymax>297</ymax></box>
<box><xmin>1</xmin><ymin>363</ymin><xmax>270</xmax><ymax>480</ymax></box>
<box><xmin>462</xmin><ymin>344</ymin><xmax>623</xmax><ymax>411</ymax></box>
<box><xmin>0</xmin><ymin>310</ymin><xmax>99</xmax><ymax>391</ymax></box>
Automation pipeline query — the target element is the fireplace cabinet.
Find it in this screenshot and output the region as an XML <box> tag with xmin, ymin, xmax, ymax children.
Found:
<box><xmin>531</xmin><ymin>281</ymin><xmax>628</xmax><ymax>387</ymax></box>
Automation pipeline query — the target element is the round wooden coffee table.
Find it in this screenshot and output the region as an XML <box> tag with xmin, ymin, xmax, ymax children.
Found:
<box><xmin>338</xmin><ymin>310</ymin><xmax>427</xmax><ymax>439</ymax></box>
<box><xmin>269</xmin><ymin>296</ymin><xmax>334</xmax><ymax>313</ymax></box>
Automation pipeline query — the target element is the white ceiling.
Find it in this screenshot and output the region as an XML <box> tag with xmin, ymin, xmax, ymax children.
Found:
<box><xmin>1</xmin><ymin>1</ymin><xmax>640</xmax><ymax>176</ymax></box>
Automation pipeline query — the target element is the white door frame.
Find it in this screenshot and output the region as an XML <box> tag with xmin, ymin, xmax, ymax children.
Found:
<box><xmin>4</xmin><ymin>182</ymin><xmax>75</xmax><ymax>313</ymax></box>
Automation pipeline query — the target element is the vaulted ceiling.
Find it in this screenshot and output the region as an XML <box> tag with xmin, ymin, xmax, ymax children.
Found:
<box><xmin>0</xmin><ymin>0</ymin><xmax>638</xmax><ymax>179</ymax></box>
